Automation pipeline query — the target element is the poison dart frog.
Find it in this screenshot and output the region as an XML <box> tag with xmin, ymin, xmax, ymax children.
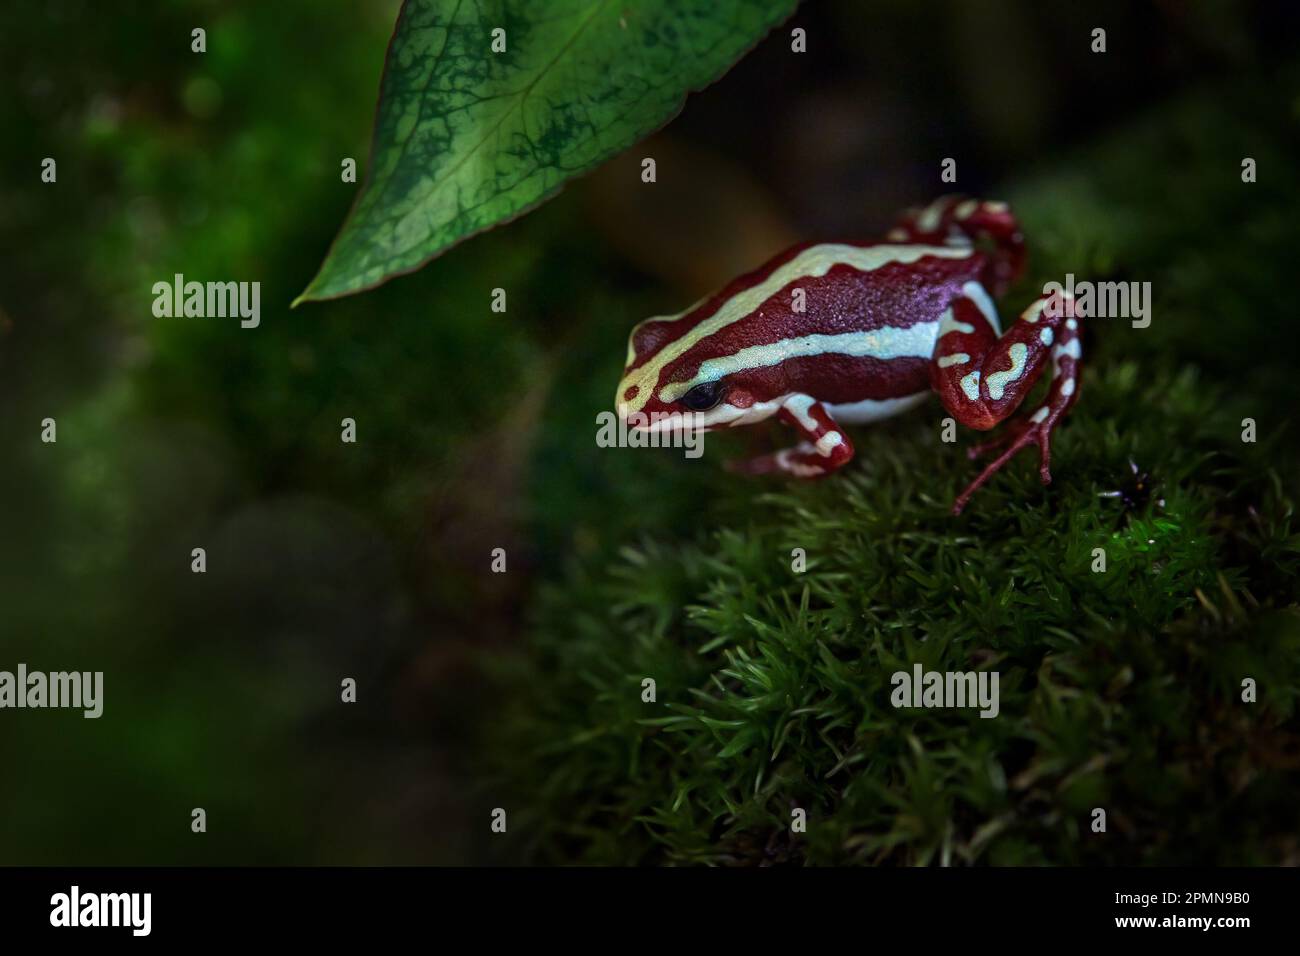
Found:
<box><xmin>614</xmin><ymin>196</ymin><xmax>1081</xmax><ymax>513</ymax></box>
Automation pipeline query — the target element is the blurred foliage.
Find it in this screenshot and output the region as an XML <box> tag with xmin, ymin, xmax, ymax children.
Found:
<box><xmin>0</xmin><ymin>0</ymin><xmax>751</xmax><ymax>865</ymax></box>
<box><xmin>0</xmin><ymin>0</ymin><xmax>566</xmax><ymax>864</ymax></box>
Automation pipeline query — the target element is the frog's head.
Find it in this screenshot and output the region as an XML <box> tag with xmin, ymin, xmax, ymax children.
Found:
<box><xmin>614</xmin><ymin>310</ymin><xmax>781</xmax><ymax>435</ymax></box>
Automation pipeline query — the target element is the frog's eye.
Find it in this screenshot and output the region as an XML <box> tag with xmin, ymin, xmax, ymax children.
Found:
<box><xmin>679</xmin><ymin>379</ymin><xmax>727</xmax><ymax>412</ymax></box>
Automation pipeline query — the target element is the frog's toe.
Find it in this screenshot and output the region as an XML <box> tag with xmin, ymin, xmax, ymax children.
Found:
<box><xmin>952</xmin><ymin>419</ymin><xmax>1056</xmax><ymax>512</ymax></box>
<box><xmin>728</xmin><ymin>443</ymin><xmax>839</xmax><ymax>479</ymax></box>
<box><xmin>967</xmin><ymin>421</ymin><xmax>1024</xmax><ymax>460</ymax></box>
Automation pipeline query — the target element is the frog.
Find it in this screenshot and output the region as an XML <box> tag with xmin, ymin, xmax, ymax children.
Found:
<box><xmin>613</xmin><ymin>195</ymin><xmax>1081</xmax><ymax>513</ymax></box>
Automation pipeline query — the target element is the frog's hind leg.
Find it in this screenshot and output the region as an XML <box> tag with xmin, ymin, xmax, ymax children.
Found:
<box><xmin>931</xmin><ymin>289</ymin><xmax>1082</xmax><ymax>514</ymax></box>
<box><xmin>889</xmin><ymin>195</ymin><xmax>1026</xmax><ymax>296</ymax></box>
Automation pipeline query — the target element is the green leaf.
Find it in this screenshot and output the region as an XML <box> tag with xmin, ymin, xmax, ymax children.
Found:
<box><xmin>295</xmin><ymin>0</ymin><xmax>798</xmax><ymax>304</ymax></box>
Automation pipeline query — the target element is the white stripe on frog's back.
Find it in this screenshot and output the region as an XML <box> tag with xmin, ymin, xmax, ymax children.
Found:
<box><xmin>659</xmin><ymin>324</ymin><xmax>941</xmax><ymax>403</ymax></box>
<box><xmin>961</xmin><ymin>281</ymin><xmax>1001</xmax><ymax>333</ymax></box>
<box><xmin>624</xmin><ymin>295</ymin><xmax>709</xmax><ymax>366</ymax></box>
<box><xmin>937</xmin><ymin>282</ymin><xmax>1000</xmax><ymax>340</ymax></box>
<box><xmin>620</xmin><ymin>243</ymin><xmax>976</xmax><ymax>413</ymax></box>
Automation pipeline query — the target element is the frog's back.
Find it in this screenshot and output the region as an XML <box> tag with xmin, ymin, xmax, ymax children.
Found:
<box><xmin>632</xmin><ymin>241</ymin><xmax>985</xmax><ymax>406</ymax></box>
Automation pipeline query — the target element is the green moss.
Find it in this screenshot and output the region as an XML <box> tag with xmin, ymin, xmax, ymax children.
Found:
<box><xmin>499</xmin><ymin>70</ymin><xmax>1300</xmax><ymax>865</ymax></box>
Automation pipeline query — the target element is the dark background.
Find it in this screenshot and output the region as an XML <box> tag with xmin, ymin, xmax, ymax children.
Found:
<box><xmin>1</xmin><ymin>0</ymin><xmax>1297</xmax><ymax>864</ymax></box>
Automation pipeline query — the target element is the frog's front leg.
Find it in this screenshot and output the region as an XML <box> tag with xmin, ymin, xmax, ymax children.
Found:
<box><xmin>727</xmin><ymin>395</ymin><xmax>854</xmax><ymax>478</ymax></box>
<box><xmin>931</xmin><ymin>287</ymin><xmax>1082</xmax><ymax>513</ymax></box>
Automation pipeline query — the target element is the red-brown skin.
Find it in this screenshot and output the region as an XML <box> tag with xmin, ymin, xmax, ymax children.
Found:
<box><xmin>622</xmin><ymin>248</ymin><xmax>987</xmax><ymax>420</ymax></box>
<box><xmin>616</xmin><ymin>196</ymin><xmax>1081</xmax><ymax>513</ymax></box>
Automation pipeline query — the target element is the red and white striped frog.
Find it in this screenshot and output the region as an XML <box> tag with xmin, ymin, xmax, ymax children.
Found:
<box><xmin>614</xmin><ymin>196</ymin><xmax>1081</xmax><ymax>514</ymax></box>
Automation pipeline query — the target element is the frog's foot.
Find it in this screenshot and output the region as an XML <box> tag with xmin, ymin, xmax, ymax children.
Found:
<box><xmin>952</xmin><ymin>409</ymin><xmax>1056</xmax><ymax>514</ymax></box>
<box><xmin>964</xmin><ymin>405</ymin><xmax>1045</xmax><ymax>461</ymax></box>
<box><xmin>727</xmin><ymin>442</ymin><xmax>832</xmax><ymax>478</ymax></box>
